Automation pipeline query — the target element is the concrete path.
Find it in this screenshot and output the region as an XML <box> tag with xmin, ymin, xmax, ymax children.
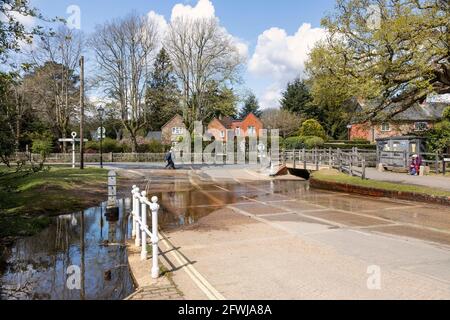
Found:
<box><xmin>122</xmin><ymin>167</ymin><xmax>450</xmax><ymax>300</ymax></box>
<box><xmin>365</xmin><ymin>168</ymin><xmax>450</xmax><ymax>191</ymax></box>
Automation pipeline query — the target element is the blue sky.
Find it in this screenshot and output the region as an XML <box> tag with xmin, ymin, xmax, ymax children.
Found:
<box><xmin>30</xmin><ymin>0</ymin><xmax>336</xmax><ymax>109</ymax></box>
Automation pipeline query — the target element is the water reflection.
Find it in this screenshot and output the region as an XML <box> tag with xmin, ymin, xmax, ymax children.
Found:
<box><xmin>0</xmin><ymin>200</ymin><xmax>134</xmax><ymax>300</ymax></box>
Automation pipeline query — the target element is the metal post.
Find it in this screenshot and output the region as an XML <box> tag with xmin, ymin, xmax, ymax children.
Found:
<box><xmin>150</xmin><ymin>196</ymin><xmax>160</xmax><ymax>279</ymax></box>
<box><xmin>329</xmin><ymin>148</ymin><xmax>333</xmax><ymax>169</ymax></box>
<box><xmin>303</xmin><ymin>148</ymin><xmax>307</xmax><ymax>170</ymax></box>
<box><xmin>134</xmin><ymin>188</ymin><xmax>141</xmax><ymax>247</ymax></box>
<box><xmin>141</xmin><ymin>192</ymin><xmax>148</xmax><ymax>261</ymax></box>
<box><xmin>100</xmin><ymin>117</ymin><xmax>103</xmax><ymax>169</ymax></box>
<box><xmin>72</xmin><ymin>138</ymin><xmax>76</xmax><ymax>169</ymax></box>
<box><xmin>315</xmin><ymin>148</ymin><xmax>319</xmax><ymax>171</ymax></box>
<box><xmin>79</xmin><ymin>56</ymin><xmax>85</xmax><ymax>170</ymax></box>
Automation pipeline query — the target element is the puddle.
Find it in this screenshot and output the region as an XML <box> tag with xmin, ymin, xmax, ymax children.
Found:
<box><xmin>0</xmin><ymin>200</ymin><xmax>134</xmax><ymax>300</ymax></box>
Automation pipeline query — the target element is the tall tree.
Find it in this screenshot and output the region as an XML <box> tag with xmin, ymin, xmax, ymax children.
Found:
<box><xmin>90</xmin><ymin>13</ymin><xmax>159</xmax><ymax>152</ymax></box>
<box><xmin>201</xmin><ymin>81</ymin><xmax>238</xmax><ymax>123</ymax></box>
<box><xmin>28</xmin><ymin>27</ymin><xmax>83</xmax><ymax>151</ymax></box>
<box><xmin>0</xmin><ymin>0</ymin><xmax>46</xmax><ymax>63</ymax></box>
<box><xmin>165</xmin><ymin>17</ymin><xmax>243</xmax><ymax>129</ymax></box>
<box><xmin>23</xmin><ymin>61</ymin><xmax>79</xmax><ymax>150</ymax></box>
<box><xmin>239</xmin><ymin>92</ymin><xmax>262</xmax><ymax>119</ymax></box>
<box><xmin>280</xmin><ymin>78</ymin><xmax>320</xmax><ymax>119</ymax></box>
<box><xmin>308</xmin><ymin>0</ymin><xmax>450</xmax><ymax>121</ymax></box>
<box><xmin>145</xmin><ymin>48</ymin><xmax>181</xmax><ymax>131</ymax></box>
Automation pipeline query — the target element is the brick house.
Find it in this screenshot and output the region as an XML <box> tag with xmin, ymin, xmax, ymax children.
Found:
<box><xmin>161</xmin><ymin>114</ymin><xmax>187</xmax><ymax>146</ymax></box>
<box><xmin>349</xmin><ymin>98</ymin><xmax>448</xmax><ymax>143</ymax></box>
<box><xmin>207</xmin><ymin>113</ymin><xmax>264</xmax><ymax>142</ymax></box>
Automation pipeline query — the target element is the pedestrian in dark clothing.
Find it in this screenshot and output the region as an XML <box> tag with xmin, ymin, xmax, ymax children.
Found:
<box><xmin>165</xmin><ymin>148</ymin><xmax>176</xmax><ymax>170</ymax></box>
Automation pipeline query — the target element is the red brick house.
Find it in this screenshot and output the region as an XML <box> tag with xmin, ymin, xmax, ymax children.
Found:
<box><xmin>207</xmin><ymin>113</ymin><xmax>264</xmax><ymax>142</ymax></box>
<box><xmin>349</xmin><ymin>98</ymin><xmax>448</xmax><ymax>143</ymax></box>
<box><xmin>161</xmin><ymin>114</ymin><xmax>187</xmax><ymax>146</ymax></box>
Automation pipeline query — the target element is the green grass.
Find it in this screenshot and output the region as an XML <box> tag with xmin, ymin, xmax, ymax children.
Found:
<box><xmin>0</xmin><ymin>166</ymin><xmax>108</xmax><ymax>240</ymax></box>
<box><xmin>312</xmin><ymin>169</ymin><xmax>450</xmax><ymax>198</ymax></box>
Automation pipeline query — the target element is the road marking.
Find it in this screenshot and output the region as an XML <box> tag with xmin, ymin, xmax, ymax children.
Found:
<box><xmin>159</xmin><ymin>231</ymin><xmax>226</xmax><ymax>301</ymax></box>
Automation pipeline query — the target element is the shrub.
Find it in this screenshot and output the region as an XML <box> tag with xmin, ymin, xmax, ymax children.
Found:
<box><xmin>283</xmin><ymin>137</ymin><xmax>305</xmax><ymax>149</ymax></box>
<box><xmin>85</xmin><ymin>138</ymin><xmax>123</xmax><ymax>153</ymax></box>
<box><xmin>443</xmin><ymin>106</ymin><xmax>450</xmax><ymax>121</ymax></box>
<box><xmin>137</xmin><ymin>140</ymin><xmax>166</xmax><ymax>153</ymax></box>
<box><xmin>304</xmin><ymin>136</ymin><xmax>325</xmax><ymax>149</ymax></box>
<box><xmin>299</xmin><ymin>119</ymin><xmax>326</xmax><ymax>139</ymax></box>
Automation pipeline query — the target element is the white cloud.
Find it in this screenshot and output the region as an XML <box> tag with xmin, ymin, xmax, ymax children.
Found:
<box><xmin>147</xmin><ymin>0</ymin><xmax>248</xmax><ymax>60</ymax></box>
<box><xmin>171</xmin><ymin>0</ymin><xmax>215</xmax><ymax>21</ymax></box>
<box><xmin>249</xmin><ymin>23</ymin><xmax>327</xmax><ymax>109</ymax></box>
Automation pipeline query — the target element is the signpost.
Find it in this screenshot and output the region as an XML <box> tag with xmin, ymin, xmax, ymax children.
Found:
<box><xmin>59</xmin><ymin>132</ymin><xmax>88</xmax><ymax>168</ymax></box>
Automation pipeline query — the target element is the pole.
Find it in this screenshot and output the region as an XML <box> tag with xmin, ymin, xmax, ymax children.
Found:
<box><xmin>79</xmin><ymin>56</ymin><xmax>85</xmax><ymax>170</ymax></box>
<box><xmin>150</xmin><ymin>196</ymin><xmax>160</xmax><ymax>279</ymax></box>
<box><xmin>100</xmin><ymin>116</ymin><xmax>103</xmax><ymax>169</ymax></box>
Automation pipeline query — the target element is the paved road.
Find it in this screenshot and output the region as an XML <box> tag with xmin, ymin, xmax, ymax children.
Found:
<box><xmin>131</xmin><ymin>168</ymin><xmax>449</xmax><ymax>300</ymax></box>
<box><xmin>365</xmin><ymin>168</ymin><xmax>450</xmax><ymax>191</ymax></box>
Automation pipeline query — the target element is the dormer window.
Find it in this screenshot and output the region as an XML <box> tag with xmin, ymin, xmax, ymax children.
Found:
<box><xmin>414</xmin><ymin>122</ymin><xmax>428</xmax><ymax>132</ymax></box>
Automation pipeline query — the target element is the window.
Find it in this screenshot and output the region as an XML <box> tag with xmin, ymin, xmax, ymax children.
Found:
<box><xmin>235</xmin><ymin>127</ymin><xmax>241</xmax><ymax>136</ymax></box>
<box><xmin>220</xmin><ymin>131</ymin><xmax>225</xmax><ymax>138</ymax></box>
<box><xmin>381</xmin><ymin>123</ymin><xmax>391</xmax><ymax>132</ymax></box>
<box><xmin>172</xmin><ymin>127</ymin><xmax>184</xmax><ymax>135</ymax></box>
<box><xmin>248</xmin><ymin>126</ymin><xmax>256</xmax><ymax>136</ymax></box>
<box><xmin>414</xmin><ymin>122</ymin><xmax>428</xmax><ymax>132</ymax></box>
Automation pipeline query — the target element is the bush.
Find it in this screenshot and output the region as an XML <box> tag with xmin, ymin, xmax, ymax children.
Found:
<box><xmin>299</xmin><ymin>119</ymin><xmax>326</xmax><ymax>139</ymax></box>
<box><xmin>304</xmin><ymin>137</ymin><xmax>325</xmax><ymax>149</ymax></box>
<box><xmin>85</xmin><ymin>138</ymin><xmax>123</xmax><ymax>153</ymax></box>
<box><xmin>323</xmin><ymin>143</ymin><xmax>376</xmax><ymax>150</ymax></box>
<box><xmin>283</xmin><ymin>137</ymin><xmax>305</xmax><ymax>149</ymax></box>
<box><xmin>137</xmin><ymin>140</ymin><xmax>166</xmax><ymax>153</ymax></box>
<box><xmin>443</xmin><ymin>106</ymin><xmax>450</xmax><ymax>121</ymax></box>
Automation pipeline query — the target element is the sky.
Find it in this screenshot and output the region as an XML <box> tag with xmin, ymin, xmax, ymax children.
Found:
<box><xmin>28</xmin><ymin>0</ymin><xmax>337</xmax><ymax>109</ymax></box>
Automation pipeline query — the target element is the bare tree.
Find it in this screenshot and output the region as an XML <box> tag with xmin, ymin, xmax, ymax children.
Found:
<box><xmin>165</xmin><ymin>17</ymin><xmax>243</xmax><ymax>129</ymax></box>
<box><xmin>27</xmin><ymin>26</ymin><xmax>83</xmax><ymax>151</ymax></box>
<box><xmin>262</xmin><ymin>109</ymin><xmax>302</xmax><ymax>139</ymax></box>
<box><xmin>90</xmin><ymin>13</ymin><xmax>158</xmax><ymax>152</ymax></box>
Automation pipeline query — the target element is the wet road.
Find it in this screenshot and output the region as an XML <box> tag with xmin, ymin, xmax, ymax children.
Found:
<box><xmin>129</xmin><ymin>168</ymin><xmax>450</xmax><ymax>299</ymax></box>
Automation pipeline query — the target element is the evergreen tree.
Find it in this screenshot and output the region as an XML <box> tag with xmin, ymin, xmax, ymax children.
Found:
<box><xmin>280</xmin><ymin>78</ymin><xmax>321</xmax><ymax>120</ymax></box>
<box><xmin>202</xmin><ymin>81</ymin><xmax>238</xmax><ymax>123</ymax></box>
<box><xmin>239</xmin><ymin>93</ymin><xmax>262</xmax><ymax>119</ymax></box>
<box><xmin>145</xmin><ymin>48</ymin><xmax>181</xmax><ymax>131</ymax></box>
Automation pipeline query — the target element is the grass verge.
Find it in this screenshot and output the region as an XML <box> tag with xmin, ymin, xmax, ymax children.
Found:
<box><xmin>311</xmin><ymin>169</ymin><xmax>450</xmax><ymax>198</ymax></box>
<box><xmin>0</xmin><ymin>166</ymin><xmax>108</xmax><ymax>241</ymax></box>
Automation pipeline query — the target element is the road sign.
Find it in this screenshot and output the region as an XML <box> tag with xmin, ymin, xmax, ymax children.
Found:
<box><xmin>97</xmin><ymin>127</ymin><xmax>106</xmax><ymax>139</ymax></box>
<box><xmin>444</xmin><ymin>158</ymin><xmax>450</xmax><ymax>162</ymax></box>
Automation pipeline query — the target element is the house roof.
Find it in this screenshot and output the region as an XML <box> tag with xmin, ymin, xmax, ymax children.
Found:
<box><xmin>350</xmin><ymin>97</ymin><xmax>449</xmax><ymax>123</ymax></box>
<box><xmin>146</xmin><ymin>131</ymin><xmax>162</xmax><ymax>141</ymax></box>
<box><xmin>209</xmin><ymin>113</ymin><xmax>262</xmax><ymax>129</ymax></box>
<box><xmin>161</xmin><ymin>114</ymin><xmax>185</xmax><ymax>130</ymax></box>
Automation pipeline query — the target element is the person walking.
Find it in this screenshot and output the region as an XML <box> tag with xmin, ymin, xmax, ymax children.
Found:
<box><xmin>165</xmin><ymin>148</ymin><xmax>176</xmax><ymax>170</ymax></box>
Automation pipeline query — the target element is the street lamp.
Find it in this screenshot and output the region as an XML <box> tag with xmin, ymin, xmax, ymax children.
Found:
<box><xmin>98</xmin><ymin>106</ymin><xmax>105</xmax><ymax>169</ymax></box>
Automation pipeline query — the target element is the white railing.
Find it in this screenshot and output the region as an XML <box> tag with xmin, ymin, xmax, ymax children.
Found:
<box><xmin>131</xmin><ymin>185</ymin><xmax>160</xmax><ymax>279</ymax></box>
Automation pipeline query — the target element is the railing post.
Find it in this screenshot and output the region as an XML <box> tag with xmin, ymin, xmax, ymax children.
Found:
<box><xmin>315</xmin><ymin>148</ymin><xmax>319</xmax><ymax>171</ymax></box>
<box><xmin>435</xmin><ymin>152</ymin><xmax>440</xmax><ymax>174</ymax></box>
<box><xmin>362</xmin><ymin>157</ymin><xmax>366</xmax><ymax>180</ymax></box>
<box><xmin>141</xmin><ymin>191</ymin><xmax>148</xmax><ymax>261</ymax></box>
<box><xmin>135</xmin><ymin>188</ymin><xmax>141</xmax><ymax>247</ymax></box>
<box><xmin>303</xmin><ymin>148</ymin><xmax>307</xmax><ymax>170</ymax></box>
<box><xmin>329</xmin><ymin>148</ymin><xmax>333</xmax><ymax>169</ymax></box>
<box><xmin>338</xmin><ymin>149</ymin><xmax>342</xmax><ymax>172</ymax></box>
<box><xmin>131</xmin><ymin>186</ymin><xmax>137</xmax><ymax>238</ymax></box>
<box><xmin>149</xmin><ymin>196</ymin><xmax>160</xmax><ymax>279</ymax></box>
<box><xmin>293</xmin><ymin>149</ymin><xmax>297</xmax><ymax>169</ymax></box>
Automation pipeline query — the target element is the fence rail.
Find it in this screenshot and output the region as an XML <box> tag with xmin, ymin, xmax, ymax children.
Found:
<box><xmin>131</xmin><ymin>186</ymin><xmax>160</xmax><ymax>279</ymax></box>
<box><xmin>279</xmin><ymin>148</ymin><xmax>368</xmax><ymax>179</ymax></box>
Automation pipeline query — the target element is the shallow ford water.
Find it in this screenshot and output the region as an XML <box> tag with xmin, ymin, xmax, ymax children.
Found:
<box><xmin>0</xmin><ymin>200</ymin><xmax>135</xmax><ymax>300</ymax></box>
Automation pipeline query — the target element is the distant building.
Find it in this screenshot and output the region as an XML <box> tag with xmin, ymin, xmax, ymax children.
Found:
<box><xmin>161</xmin><ymin>115</ymin><xmax>187</xmax><ymax>146</ymax></box>
<box><xmin>146</xmin><ymin>131</ymin><xmax>162</xmax><ymax>142</ymax></box>
<box><xmin>349</xmin><ymin>98</ymin><xmax>449</xmax><ymax>142</ymax></box>
<box><xmin>207</xmin><ymin>113</ymin><xmax>264</xmax><ymax>142</ymax></box>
